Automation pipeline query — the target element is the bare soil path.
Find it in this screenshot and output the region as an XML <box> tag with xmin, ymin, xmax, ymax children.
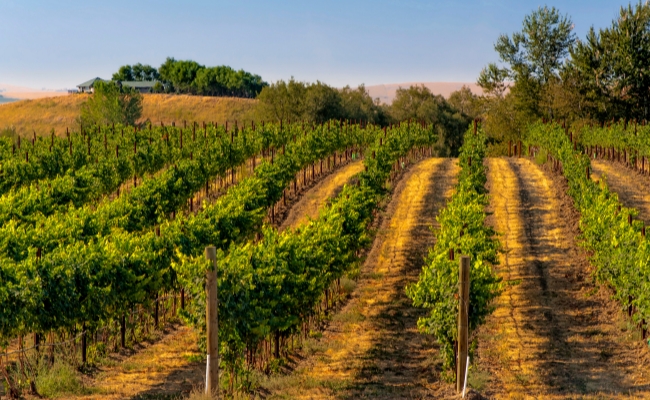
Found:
<box><xmin>266</xmin><ymin>157</ymin><xmax>460</xmax><ymax>399</ymax></box>
<box><xmin>67</xmin><ymin>159</ymin><xmax>371</xmax><ymax>400</ymax></box>
<box><xmin>476</xmin><ymin>157</ymin><xmax>650</xmax><ymax>399</ymax></box>
<box><xmin>73</xmin><ymin>326</ymin><xmax>203</xmax><ymax>400</ymax></box>
<box><xmin>590</xmin><ymin>159</ymin><xmax>650</xmax><ymax>223</ymax></box>
<box><xmin>280</xmin><ymin>160</ymin><xmax>364</xmax><ymax>231</ymax></box>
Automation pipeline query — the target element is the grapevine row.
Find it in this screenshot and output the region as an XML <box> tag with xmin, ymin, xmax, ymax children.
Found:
<box><xmin>0</xmin><ymin>121</ymin><xmax>375</xmax><ymax>345</ymax></box>
<box><xmin>174</xmin><ymin>121</ymin><xmax>437</xmax><ymax>376</ymax></box>
<box><xmin>577</xmin><ymin>120</ymin><xmax>650</xmax><ymax>163</ymax></box>
<box><xmin>526</xmin><ymin>121</ymin><xmax>649</xmax><ymax>342</ymax></box>
<box><xmin>0</xmin><ymin>124</ymin><xmax>190</xmax><ymax>195</ymax></box>
<box><xmin>0</xmin><ymin>123</ymin><xmax>238</xmax><ymax>226</ymax></box>
<box><xmin>407</xmin><ymin>123</ymin><xmax>502</xmax><ymax>372</ymax></box>
<box><xmin>0</xmin><ymin>123</ymin><xmax>291</xmax><ymax>264</ymax></box>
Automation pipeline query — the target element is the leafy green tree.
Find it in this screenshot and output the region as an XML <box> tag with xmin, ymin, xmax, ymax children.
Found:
<box><xmin>156</xmin><ymin>57</ymin><xmax>267</xmax><ymax>98</ymax></box>
<box><xmin>303</xmin><ymin>81</ymin><xmax>343</xmax><ymax>123</ymax></box>
<box><xmin>448</xmin><ymin>86</ymin><xmax>482</xmax><ymax>118</ymax></box>
<box><xmin>158</xmin><ymin>57</ymin><xmax>205</xmax><ymax>93</ymax></box>
<box><xmin>477</xmin><ymin>64</ymin><xmax>509</xmax><ymax>98</ymax></box>
<box><xmin>481</xmin><ymin>93</ymin><xmax>528</xmax><ymax>155</ymax></box>
<box><xmin>563</xmin><ymin>28</ymin><xmax>612</xmax><ymax>121</ymax></box>
<box><xmin>194</xmin><ymin>66</ymin><xmax>266</xmax><ymax>98</ymax></box>
<box><xmin>339</xmin><ymin>85</ymin><xmax>388</xmax><ymax>125</ymax></box>
<box><xmin>256</xmin><ymin>78</ymin><xmax>308</xmax><ymax>122</ymax></box>
<box><xmin>477</xmin><ymin>6</ymin><xmax>576</xmax><ymax>151</ymax></box>
<box><xmin>112</xmin><ymin>63</ymin><xmax>159</xmax><ymax>81</ymax></box>
<box><xmin>389</xmin><ymin>85</ymin><xmax>470</xmax><ymax>155</ymax></box>
<box><xmin>480</xmin><ymin>6</ymin><xmax>576</xmax><ymax>119</ymax></box>
<box><xmin>567</xmin><ymin>2</ymin><xmax>650</xmax><ymax>121</ymax></box>
<box><xmin>390</xmin><ymin>85</ymin><xmax>439</xmax><ymax>122</ymax></box>
<box><xmin>496</xmin><ymin>6</ymin><xmax>576</xmax><ymax>85</ymax></box>
<box><xmin>132</xmin><ymin>63</ymin><xmax>159</xmax><ymax>81</ymax></box>
<box><xmin>78</xmin><ymin>81</ymin><xmax>142</xmax><ymax>127</ymax></box>
<box><xmin>112</xmin><ymin>65</ymin><xmax>134</xmax><ymax>82</ymax></box>
<box><xmin>538</xmin><ymin>71</ymin><xmax>594</xmax><ymax>124</ymax></box>
<box><xmin>257</xmin><ymin>80</ymin><xmax>388</xmax><ymax>124</ymax></box>
<box><xmin>152</xmin><ymin>81</ymin><xmax>165</xmax><ymax>93</ymax></box>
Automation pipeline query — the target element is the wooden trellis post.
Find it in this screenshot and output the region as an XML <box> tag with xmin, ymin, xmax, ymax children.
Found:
<box><xmin>205</xmin><ymin>246</ymin><xmax>219</xmax><ymax>398</ymax></box>
<box><xmin>457</xmin><ymin>256</ymin><xmax>470</xmax><ymax>393</ymax></box>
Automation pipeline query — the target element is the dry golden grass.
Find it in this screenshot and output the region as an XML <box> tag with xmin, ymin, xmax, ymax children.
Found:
<box><xmin>266</xmin><ymin>158</ymin><xmax>460</xmax><ymax>399</ymax></box>
<box><xmin>0</xmin><ymin>94</ymin><xmax>258</xmax><ymax>137</ymax></box>
<box><xmin>66</xmin><ymin>325</ymin><xmax>204</xmax><ymax>400</ymax></box>
<box><xmin>591</xmin><ymin>159</ymin><xmax>650</xmax><ymax>223</ymax></box>
<box><xmin>478</xmin><ymin>158</ymin><xmax>650</xmax><ymax>399</ymax></box>
<box><xmin>280</xmin><ymin>160</ymin><xmax>365</xmax><ymax>232</ymax></box>
<box><xmin>141</xmin><ymin>94</ymin><xmax>257</xmax><ymax>127</ymax></box>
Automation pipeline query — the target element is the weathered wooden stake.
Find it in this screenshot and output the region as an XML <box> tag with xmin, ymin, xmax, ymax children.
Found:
<box><xmin>121</xmin><ymin>314</ymin><xmax>126</xmax><ymax>348</ymax></box>
<box><xmin>457</xmin><ymin>255</ymin><xmax>470</xmax><ymax>393</ymax></box>
<box><xmin>81</xmin><ymin>324</ymin><xmax>87</xmax><ymax>364</ymax></box>
<box><xmin>205</xmin><ymin>246</ymin><xmax>220</xmax><ymax>397</ymax></box>
<box><xmin>154</xmin><ymin>295</ymin><xmax>159</xmax><ymax>327</ymax></box>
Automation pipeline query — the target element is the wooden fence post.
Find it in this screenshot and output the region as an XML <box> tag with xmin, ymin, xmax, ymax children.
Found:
<box><xmin>205</xmin><ymin>246</ymin><xmax>220</xmax><ymax>397</ymax></box>
<box><xmin>457</xmin><ymin>256</ymin><xmax>470</xmax><ymax>393</ymax></box>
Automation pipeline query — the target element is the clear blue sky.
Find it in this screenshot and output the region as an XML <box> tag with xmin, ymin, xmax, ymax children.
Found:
<box><xmin>0</xmin><ymin>0</ymin><xmax>626</xmax><ymax>90</ymax></box>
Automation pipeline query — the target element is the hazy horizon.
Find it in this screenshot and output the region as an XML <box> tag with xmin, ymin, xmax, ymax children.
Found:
<box><xmin>0</xmin><ymin>80</ymin><xmax>483</xmax><ymax>105</ymax></box>
<box><xmin>1</xmin><ymin>1</ymin><xmax>623</xmax><ymax>90</ymax></box>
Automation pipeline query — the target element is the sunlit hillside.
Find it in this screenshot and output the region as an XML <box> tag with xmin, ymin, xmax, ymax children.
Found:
<box><xmin>0</xmin><ymin>94</ymin><xmax>258</xmax><ymax>136</ymax></box>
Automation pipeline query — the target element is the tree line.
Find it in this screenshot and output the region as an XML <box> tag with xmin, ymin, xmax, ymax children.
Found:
<box><xmin>84</xmin><ymin>72</ymin><xmax>474</xmax><ymax>156</ymax></box>
<box><xmin>255</xmin><ymin>80</ymin><xmax>472</xmax><ymax>156</ymax></box>
<box><xmin>471</xmin><ymin>2</ymin><xmax>650</xmax><ymax>153</ymax></box>
<box><xmin>112</xmin><ymin>58</ymin><xmax>267</xmax><ymax>98</ymax></box>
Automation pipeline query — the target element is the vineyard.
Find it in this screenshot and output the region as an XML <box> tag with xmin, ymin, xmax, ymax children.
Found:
<box><xmin>1</xmin><ymin>117</ymin><xmax>650</xmax><ymax>400</ymax></box>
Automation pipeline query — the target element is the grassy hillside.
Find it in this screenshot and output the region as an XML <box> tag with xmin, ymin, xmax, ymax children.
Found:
<box><xmin>0</xmin><ymin>94</ymin><xmax>258</xmax><ymax>137</ymax></box>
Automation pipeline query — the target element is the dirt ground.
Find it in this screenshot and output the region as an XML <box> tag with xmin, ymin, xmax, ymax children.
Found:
<box><xmin>475</xmin><ymin>157</ymin><xmax>650</xmax><ymax>399</ymax></box>
<box><xmin>265</xmin><ymin>157</ymin><xmax>460</xmax><ymax>399</ymax></box>
<box><xmin>591</xmin><ymin>159</ymin><xmax>650</xmax><ymax>223</ymax></box>
<box><xmin>70</xmin><ymin>326</ymin><xmax>203</xmax><ymax>400</ymax></box>
<box><xmin>280</xmin><ymin>160</ymin><xmax>364</xmax><ymax>231</ymax></box>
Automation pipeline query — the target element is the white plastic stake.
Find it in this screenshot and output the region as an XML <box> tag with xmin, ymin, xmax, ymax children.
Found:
<box><xmin>205</xmin><ymin>354</ymin><xmax>210</xmax><ymax>393</ymax></box>
<box><xmin>462</xmin><ymin>355</ymin><xmax>469</xmax><ymax>398</ymax></box>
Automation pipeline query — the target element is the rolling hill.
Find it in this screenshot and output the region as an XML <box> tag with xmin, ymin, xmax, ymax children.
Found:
<box><xmin>0</xmin><ymin>94</ymin><xmax>258</xmax><ymax>136</ymax></box>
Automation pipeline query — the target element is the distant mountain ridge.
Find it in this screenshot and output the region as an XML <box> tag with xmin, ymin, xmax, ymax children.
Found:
<box><xmin>365</xmin><ymin>82</ymin><xmax>482</xmax><ymax>104</ymax></box>
<box><xmin>0</xmin><ymin>81</ymin><xmax>483</xmax><ymax>104</ymax></box>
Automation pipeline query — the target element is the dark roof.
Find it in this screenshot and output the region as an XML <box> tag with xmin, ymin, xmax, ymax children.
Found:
<box><xmin>77</xmin><ymin>77</ymin><xmax>105</xmax><ymax>88</ymax></box>
<box><xmin>77</xmin><ymin>78</ymin><xmax>158</xmax><ymax>90</ymax></box>
<box><xmin>119</xmin><ymin>81</ymin><xmax>158</xmax><ymax>88</ymax></box>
